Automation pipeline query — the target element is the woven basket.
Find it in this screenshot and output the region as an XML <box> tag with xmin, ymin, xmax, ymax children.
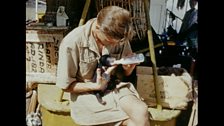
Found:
<box><xmin>95</xmin><ymin>0</ymin><xmax>147</xmax><ymax>40</ymax></box>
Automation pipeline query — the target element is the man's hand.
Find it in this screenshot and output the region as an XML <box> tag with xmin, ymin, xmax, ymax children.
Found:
<box><xmin>96</xmin><ymin>68</ymin><xmax>108</xmax><ymax>91</ymax></box>
<box><xmin>122</xmin><ymin>63</ymin><xmax>139</xmax><ymax>76</ymax></box>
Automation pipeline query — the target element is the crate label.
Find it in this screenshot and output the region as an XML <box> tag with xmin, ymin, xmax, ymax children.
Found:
<box><xmin>30</xmin><ymin>43</ymin><xmax>38</xmax><ymax>72</ymax></box>
<box><xmin>26</xmin><ymin>43</ymin><xmax>31</xmax><ymax>72</ymax></box>
<box><xmin>37</xmin><ymin>43</ymin><xmax>46</xmax><ymax>73</ymax></box>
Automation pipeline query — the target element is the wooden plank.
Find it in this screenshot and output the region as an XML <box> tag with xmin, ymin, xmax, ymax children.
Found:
<box><xmin>26</xmin><ymin>31</ymin><xmax>64</xmax><ymax>43</ymax></box>
<box><xmin>26</xmin><ymin>72</ymin><xmax>56</xmax><ymax>83</ymax></box>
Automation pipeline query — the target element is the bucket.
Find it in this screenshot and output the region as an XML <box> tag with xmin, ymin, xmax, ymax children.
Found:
<box><xmin>148</xmin><ymin>107</ymin><xmax>181</xmax><ymax>126</ymax></box>
<box><xmin>40</xmin><ymin>107</ymin><xmax>78</xmax><ymax>126</ymax></box>
<box><xmin>38</xmin><ymin>84</ymin><xmax>79</xmax><ymax>126</ymax></box>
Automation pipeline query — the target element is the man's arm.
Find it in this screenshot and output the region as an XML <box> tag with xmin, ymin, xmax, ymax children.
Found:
<box><xmin>63</xmin><ymin>66</ymin><xmax>117</xmax><ymax>93</ymax></box>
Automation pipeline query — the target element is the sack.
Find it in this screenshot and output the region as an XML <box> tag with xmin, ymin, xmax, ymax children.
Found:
<box><xmin>136</xmin><ymin>66</ymin><xmax>192</xmax><ymax>110</ymax></box>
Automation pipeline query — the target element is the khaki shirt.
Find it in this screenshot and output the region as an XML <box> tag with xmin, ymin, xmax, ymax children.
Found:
<box><xmin>56</xmin><ymin>18</ymin><xmax>132</xmax><ymax>89</ymax></box>
<box><xmin>56</xmin><ymin>18</ymin><xmax>135</xmax><ymax>125</ymax></box>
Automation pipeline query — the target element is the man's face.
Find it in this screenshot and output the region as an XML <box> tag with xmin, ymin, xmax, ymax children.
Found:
<box><xmin>95</xmin><ymin>28</ymin><xmax>125</xmax><ymax>46</ymax></box>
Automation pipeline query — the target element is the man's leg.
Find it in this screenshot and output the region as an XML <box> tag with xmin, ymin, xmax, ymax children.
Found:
<box><xmin>118</xmin><ymin>89</ymin><xmax>150</xmax><ymax>126</ymax></box>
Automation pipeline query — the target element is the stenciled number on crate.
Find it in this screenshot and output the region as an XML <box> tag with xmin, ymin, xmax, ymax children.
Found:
<box><xmin>38</xmin><ymin>43</ymin><xmax>45</xmax><ymax>73</ymax></box>
<box><xmin>149</xmin><ymin>84</ymin><xmax>169</xmax><ymax>99</ymax></box>
<box><xmin>44</xmin><ymin>35</ymin><xmax>62</xmax><ymax>73</ymax></box>
<box><xmin>148</xmin><ymin>90</ymin><xmax>168</xmax><ymax>99</ymax></box>
<box><xmin>26</xmin><ymin>43</ymin><xmax>31</xmax><ymax>71</ymax></box>
<box><xmin>45</xmin><ymin>42</ymin><xmax>52</xmax><ymax>72</ymax></box>
<box><xmin>26</xmin><ymin>45</ymin><xmax>31</xmax><ymax>61</ymax></box>
<box><xmin>53</xmin><ymin>37</ymin><xmax>60</xmax><ymax>66</ymax></box>
<box><xmin>30</xmin><ymin>43</ymin><xmax>37</xmax><ymax>72</ymax></box>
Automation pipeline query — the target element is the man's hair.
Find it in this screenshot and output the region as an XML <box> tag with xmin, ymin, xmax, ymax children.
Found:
<box><xmin>96</xmin><ymin>6</ymin><xmax>134</xmax><ymax>42</ymax></box>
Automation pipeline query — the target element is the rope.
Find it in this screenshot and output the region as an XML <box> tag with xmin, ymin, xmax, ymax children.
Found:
<box><xmin>26</xmin><ymin>90</ymin><xmax>42</xmax><ymax>126</ymax></box>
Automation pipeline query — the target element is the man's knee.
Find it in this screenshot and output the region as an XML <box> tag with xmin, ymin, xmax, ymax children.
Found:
<box><xmin>139</xmin><ymin>104</ymin><xmax>148</xmax><ymax>116</ymax></box>
<box><xmin>133</xmin><ymin>102</ymin><xmax>149</xmax><ymax>117</ymax></box>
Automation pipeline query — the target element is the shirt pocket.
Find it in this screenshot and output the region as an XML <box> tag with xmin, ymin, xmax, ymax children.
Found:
<box><xmin>79</xmin><ymin>59</ymin><xmax>97</xmax><ymax>79</ymax></box>
<box><xmin>79</xmin><ymin>48</ymin><xmax>98</xmax><ymax>79</ymax></box>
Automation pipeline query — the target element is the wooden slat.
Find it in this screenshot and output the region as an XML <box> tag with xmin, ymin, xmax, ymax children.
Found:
<box><xmin>26</xmin><ymin>32</ymin><xmax>64</xmax><ymax>43</ymax></box>
<box><xmin>26</xmin><ymin>72</ymin><xmax>56</xmax><ymax>83</ymax></box>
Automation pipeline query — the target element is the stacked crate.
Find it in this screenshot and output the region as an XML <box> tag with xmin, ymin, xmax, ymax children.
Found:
<box><xmin>26</xmin><ymin>26</ymin><xmax>68</xmax><ymax>83</ymax></box>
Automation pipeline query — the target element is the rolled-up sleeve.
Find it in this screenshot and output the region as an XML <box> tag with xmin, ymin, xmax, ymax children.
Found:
<box><xmin>56</xmin><ymin>39</ymin><xmax>79</xmax><ymax>89</ymax></box>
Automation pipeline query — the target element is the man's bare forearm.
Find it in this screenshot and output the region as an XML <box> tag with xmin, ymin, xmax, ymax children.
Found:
<box><xmin>63</xmin><ymin>81</ymin><xmax>100</xmax><ymax>93</ymax></box>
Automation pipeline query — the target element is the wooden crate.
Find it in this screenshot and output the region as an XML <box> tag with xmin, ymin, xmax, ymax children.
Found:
<box><xmin>26</xmin><ymin>26</ymin><xmax>68</xmax><ymax>83</ymax></box>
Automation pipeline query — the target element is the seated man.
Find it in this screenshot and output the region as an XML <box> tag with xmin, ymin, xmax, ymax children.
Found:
<box><xmin>56</xmin><ymin>6</ymin><xmax>150</xmax><ymax>126</ymax></box>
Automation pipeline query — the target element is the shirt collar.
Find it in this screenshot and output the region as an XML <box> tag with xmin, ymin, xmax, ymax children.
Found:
<box><xmin>82</xmin><ymin>18</ymin><xmax>110</xmax><ymax>56</ymax></box>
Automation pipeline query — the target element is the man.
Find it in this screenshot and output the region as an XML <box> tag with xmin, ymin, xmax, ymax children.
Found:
<box><xmin>56</xmin><ymin>6</ymin><xmax>150</xmax><ymax>126</ymax></box>
<box><xmin>177</xmin><ymin>0</ymin><xmax>198</xmax><ymax>57</ymax></box>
